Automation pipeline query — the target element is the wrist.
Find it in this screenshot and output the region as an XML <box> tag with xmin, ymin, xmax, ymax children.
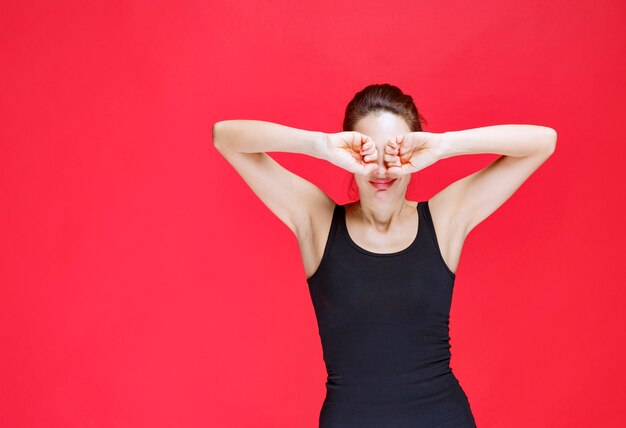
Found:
<box><xmin>437</xmin><ymin>131</ymin><xmax>455</xmax><ymax>159</ymax></box>
<box><xmin>312</xmin><ymin>132</ymin><xmax>330</xmax><ymax>160</ymax></box>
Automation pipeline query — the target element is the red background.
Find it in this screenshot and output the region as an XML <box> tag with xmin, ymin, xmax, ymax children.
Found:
<box><xmin>1</xmin><ymin>0</ymin><xmax>625</xmax><ymax>427</ymax></box>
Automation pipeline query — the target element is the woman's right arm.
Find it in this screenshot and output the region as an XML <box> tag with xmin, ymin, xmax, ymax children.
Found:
<box><xmin>212</xmin><ymin>120</ymin><xmax>334</xmax><ymax>240</ymax></box>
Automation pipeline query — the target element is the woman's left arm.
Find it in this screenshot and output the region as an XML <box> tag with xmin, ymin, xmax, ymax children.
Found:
<box><xmin>432</xmin><ymin>124</ymin><xmax>557</xmax><ymax>237</ymax></box>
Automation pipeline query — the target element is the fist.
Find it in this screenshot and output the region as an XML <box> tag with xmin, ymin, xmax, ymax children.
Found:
<box><xmin>324</xmin><ymin>131</ymin><xmax>380</xmax><ymax>175</ymax></box>
<box><xmin>380</xmin><ymin>132</ymin><xmax>443</xmax><ymax>177</ymax></box>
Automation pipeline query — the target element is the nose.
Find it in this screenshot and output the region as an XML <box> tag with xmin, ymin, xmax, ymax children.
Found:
<box><xmin>364</xmin><ymin>140</ymin><xmax>397</xmax><ymax>177</ymax></box>
<box><xmin>370</xmin><ymin>158</ymin><xmax>402</xmax><ymax>180</ymax></box>
<box><xmin>370</xmin><ymin>162</ymin><xmax>390</xmax><ymax>177</ymax></box>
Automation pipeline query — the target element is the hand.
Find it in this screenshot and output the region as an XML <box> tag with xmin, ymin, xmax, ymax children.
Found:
<box><xmin>383</xmin><ymin>132</ymin><xmax>443</xmax><ymax>177</ymax></box>
<box><xmin>324</xmin><ymin>131</ymin><xmax>379</xmax><ymax>175</ymax></box>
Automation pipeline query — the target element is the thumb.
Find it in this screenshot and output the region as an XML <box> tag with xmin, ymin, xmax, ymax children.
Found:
<box><xmin>386</xmin><ymin>166</ymin><xmax>402</xmax><ymax>179</ymax></box>
<box><xmin>355</xmin><ymin>162</ymin><xmax>377</xmax><ymax>176</ymax></box>
<box><xmin>366</xmin><ymin>163</ymin><xmax>379</xmax><ymax>174</ymax></box>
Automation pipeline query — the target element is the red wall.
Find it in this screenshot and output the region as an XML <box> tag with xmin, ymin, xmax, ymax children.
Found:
<box><xmin>1</xmin><ymin>1</ymin><xmax>624</xmax><ymax>427</ymax></box>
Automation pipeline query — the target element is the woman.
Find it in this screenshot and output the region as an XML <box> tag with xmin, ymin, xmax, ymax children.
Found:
<box><xmin>212</xmin><ymin>83</ymin><xmax>557</xmax><ymax>427</ymax></box>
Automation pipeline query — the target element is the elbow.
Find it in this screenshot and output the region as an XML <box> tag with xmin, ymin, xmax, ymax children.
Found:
<box><xmin>212</xmin><ymin>121</ymin><xmax>226</xmax><ymax>150</ymax></box>
<box><xmin>541</xmin><ymin>127</ymin><xmax>557</xmax><ymax>156</ymax></box>
<box><xmin>212</xmin><ymin>120</ymin><xmax>239</xmax><ymax>150</ymax></box>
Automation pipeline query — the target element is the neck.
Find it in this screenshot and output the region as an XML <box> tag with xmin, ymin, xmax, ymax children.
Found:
<box><xmin>351</xmin><ymin>199</ymin><xmax>413</xmax><ymax>231</ymax></box>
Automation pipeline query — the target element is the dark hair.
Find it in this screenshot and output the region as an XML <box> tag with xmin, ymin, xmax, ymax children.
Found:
<box><xmin>342</xmin><ymin>83</ymin><xmax>427</xmax><ymax>200</ymax></box>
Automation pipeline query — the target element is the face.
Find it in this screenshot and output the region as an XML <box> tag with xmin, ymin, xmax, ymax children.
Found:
<box><xmin>352</xmin><ymin>111</ymin><xmax>412</xmax><ymax>201</ymax></box>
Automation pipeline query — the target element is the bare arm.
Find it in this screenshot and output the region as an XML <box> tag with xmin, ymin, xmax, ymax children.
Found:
<box><xmin>213</xmin><ymin>120</ymin><xmax>328</xmax><ymax>158</ymax></box>
<box><xmin>212</xmin><ymin>120</ymin><xmax>334</xmax><ymax>238</ymax></box>
<box><xmin>431</xmin><ymin>124</ymin><xmax>557</xmax><ymax>237</ymax></box>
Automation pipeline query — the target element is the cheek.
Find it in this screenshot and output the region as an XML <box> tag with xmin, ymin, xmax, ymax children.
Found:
<box><xmin>390</xmin><ymin>178</ymin><xmax>410</xmax><ymax>190</ymax></box>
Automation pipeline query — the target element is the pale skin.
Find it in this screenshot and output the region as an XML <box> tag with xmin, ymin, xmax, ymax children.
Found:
<box><xmin>212</xmin><ymin>114</ymin><xmax>557</xmax><ymax>279</ymax></box>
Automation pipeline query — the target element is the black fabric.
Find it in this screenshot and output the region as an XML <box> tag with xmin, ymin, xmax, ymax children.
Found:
<box><xmin>306</xmin><ymin>201</ymin><xmax>477</xmax><ymax>427</ymax></box>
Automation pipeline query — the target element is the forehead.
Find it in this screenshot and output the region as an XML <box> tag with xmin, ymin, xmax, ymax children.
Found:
<box><xmin>353</xmin><ymin>111</ymin><xmax>411</xmax><ymax>143</ymax></box>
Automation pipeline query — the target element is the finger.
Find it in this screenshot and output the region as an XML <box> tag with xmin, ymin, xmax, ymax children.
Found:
<box><xmin>383</xmin><ymin>152</ymin><xmax>397</xmax><ymax>161</ymax></box>
<box><xmin>355</xmin><ymin>162</ymin><xmax>378</xmax><ymax>176</ymax></box>
<box><xmin>384</xmin><ymin>143</ymin><xmax>398</xmax><ymax>154</ymax></box>
<box><xmin>363</xmin><ymin>151</ymin><xmax>378</xmax><ymax>162</ymax></box>
<box><xmin>360</xmin><ymin>143</ymin><xmax>375</xmax><ymax>155</ymax></box>
<box><xmin>390</xmin><ymin>137</ymin><xmax>403</xmax><ymax>155</ymax></box>
<box><xmin>360</xmin><ymin>134</ymin><xmax>375</xmax><ymax>150</ymax></box>
<box><xmin>386</xmin><ymin>166</ymin><xmax>402</xmax><ymax>179</ymax></box>
<box><xmin>397</xmin><ymin>135</ymin><xmax>411</xmax><ymax>156</ymax></box>
<box><xmin>366</xmin><ymin>163</ymin><xmax>378</xmax><ymax>174</ymax></box>
<box><xmin>351</xmin><ymin>133</ymin><xmax>365</xmax><ymax>152</ymax></box>
<box><xmin>384</xmin><ymin>153</ymin><xmax>400</xmax><ymax>166</ymax></box>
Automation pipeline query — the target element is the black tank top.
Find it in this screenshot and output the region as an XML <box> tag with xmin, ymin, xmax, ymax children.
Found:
<box><xmin>306</xmin><ymin>201</ymin><xmax>477</xmax><ymax>427</ymax></box>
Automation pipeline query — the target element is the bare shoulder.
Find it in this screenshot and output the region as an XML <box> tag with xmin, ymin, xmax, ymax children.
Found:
<box><xmin>297</xmin><ymin>194</ymin><xmax>336</xmax><ymax>280</ymax></box>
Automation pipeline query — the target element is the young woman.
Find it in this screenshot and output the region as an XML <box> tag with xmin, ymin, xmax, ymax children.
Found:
<box><xmin>212</xmin><ymin>83</ymin><xmax>557</xmax><ymax>427</ymax></box>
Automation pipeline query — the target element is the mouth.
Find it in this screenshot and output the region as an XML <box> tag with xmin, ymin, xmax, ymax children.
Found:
<box><xmin>369</xmin><ymin>179</ymin><xmax>397</xmax><ymax>190</ymax></box>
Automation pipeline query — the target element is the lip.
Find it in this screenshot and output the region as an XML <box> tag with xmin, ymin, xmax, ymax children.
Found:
<box><xmin>369</xmin><ymin>179</ymin><xmax>396</xmax><ymax>190</ymax></box>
